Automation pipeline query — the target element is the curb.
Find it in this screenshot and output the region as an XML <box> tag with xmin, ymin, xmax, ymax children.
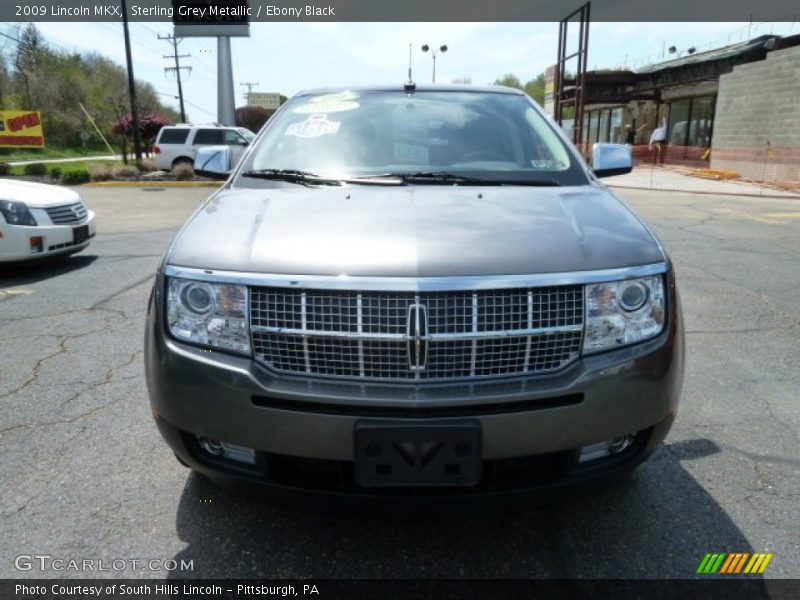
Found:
<box><xmin>609</xmin><ymin>184</ymin><xmax>800</xmax><ymax>200</ymax></box>
<box><xmin>84</xmin><ymin>181</ymin><xmax>222</xmax><ymax>188</ymax></box>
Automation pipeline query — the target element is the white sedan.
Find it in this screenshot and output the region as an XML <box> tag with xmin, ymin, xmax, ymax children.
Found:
<box><xmin>0</xmin><ymin>178</ymin><xmax>96</xmax><ymax>262</ymax></box>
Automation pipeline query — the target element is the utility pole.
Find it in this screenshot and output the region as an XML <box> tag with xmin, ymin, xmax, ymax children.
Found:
<box><xmin>120</xmin><ymin>0</ymin><xmax>142</xmax><ymax>166</ymax></box>
<box><xmin>240</xmin><ymin>81</ymin><xmax>259</xmax><ymax>104</ymax></box>
<box><xmin>159</xmin><ymin>34</ymin><xmax>191</xmax><ymax>123</ymax></box>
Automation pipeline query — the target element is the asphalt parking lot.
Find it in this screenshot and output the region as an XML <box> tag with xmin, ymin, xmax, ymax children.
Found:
<box><xmin>1</xmin><ymin>184</ymin><xmax>798</xmax><ymax>580</ymax></box>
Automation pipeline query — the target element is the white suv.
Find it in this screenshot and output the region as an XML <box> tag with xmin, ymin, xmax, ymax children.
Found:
<box><xmin>153</xmin><ymin>125</ymin><xmax>255</xmax><ymax>171</ymax></box>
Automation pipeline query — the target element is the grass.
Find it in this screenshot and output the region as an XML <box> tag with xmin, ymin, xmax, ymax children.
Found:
<box><xmin>0</xmin><ymin>147</ymin><xmax>113</xmax><ymax>162</ymax></box>
<box><xmin>6</xmin><ymin>159</ymin><xmax>123</xmax><ymax>176</ymax></box>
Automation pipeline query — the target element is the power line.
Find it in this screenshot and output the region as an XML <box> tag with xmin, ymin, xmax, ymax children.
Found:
<box><xmin>158</xmin><ymin>34</ymin><xmax>191</xmax><ymax>123</ymax></box>
<box><xmin>156</xmin><ymin>90</ymin><xmax>216</xmax><ymax>120</ymax></box>
<box><xmin>240</xmin><ymin>81</ymin><xmax>259</xmax><ymax>103</ymax></box>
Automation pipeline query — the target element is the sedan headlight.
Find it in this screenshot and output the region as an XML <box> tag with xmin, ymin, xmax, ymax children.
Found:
<box><xmin>167</xmin><ymin>277</ymin><xmax>250</xmax><ymax>355</ymax></box>
<box><xmin>0</xmin><ymin>200</ymin><xmax>37</xmax><ymax>226</ymax></box>
<box><xmin>583</xmin><ymin>275</ymin><xmax>665</xmax><ymax>354</ymax></box>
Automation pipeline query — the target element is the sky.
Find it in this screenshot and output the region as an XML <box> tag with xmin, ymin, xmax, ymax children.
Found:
<box><xmin>12</xmin><ymin>20</ymin><xmax>799</xmax><ymax>122</ymax></box>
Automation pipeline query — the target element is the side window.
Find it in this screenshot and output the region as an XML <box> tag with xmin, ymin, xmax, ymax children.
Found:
<box><xmin>157</xmin><ymin>128</ymin><xmax>189</xmax><ymax>144</ymax></box>
<box><xmin>193</xmin><ymin>129</ymin><xmax>224</xmax><ymax>145</ymax></box>
<box><xmin>223</xmin><ymin>130</ymin><xmax>245</xmax><ymax>145</ymax></box>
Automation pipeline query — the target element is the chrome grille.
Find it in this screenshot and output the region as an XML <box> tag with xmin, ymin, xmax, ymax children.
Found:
<box><xmin>250</xmin><ymin>286</ymin><xmax>583</xmax><ymax>381</ymax></box>
<box><xmin>45</xmin><ymin>202</ymin><xmax>87</xmax><ymax>225</ymax></box>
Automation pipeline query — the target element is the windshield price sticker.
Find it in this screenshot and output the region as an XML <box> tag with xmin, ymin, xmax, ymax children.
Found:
<box><xmin>294</xmin><ymin>91</ymin><xmax>360</xmax><ymax>114</ymax></box>
<box><xmin>285</xmin><ymin>114</ymin><xmax>341</xmax><ymax>138</ymax></box>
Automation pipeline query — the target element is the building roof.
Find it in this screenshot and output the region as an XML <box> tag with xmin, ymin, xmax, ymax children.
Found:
<box><xmin>634</xmin><ymin>35</ymin><xmax>784</xmax><ymax>74</ymax></box>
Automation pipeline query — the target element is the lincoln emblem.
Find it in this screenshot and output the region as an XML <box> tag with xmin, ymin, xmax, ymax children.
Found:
<box><xmin>406</xmin><ymin>303</ymin><xmax>429</xmax><ymax>371</ymax></box>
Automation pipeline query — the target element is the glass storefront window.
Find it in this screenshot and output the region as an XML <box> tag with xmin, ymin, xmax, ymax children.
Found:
<box><xmin>688</xmin><ymin>96</ymin><xmax>714</xmax><ymax>147</ymax></box>
<box><xmin>668</xmin><ymin>99</ymin><xmax>691</xmax><ymax>146</ymax></box>
<box><xmin>598</xmin><ymin>110</ymin><xmax>610</xmax><ymax>143</ymax></box>
<box><xmin>587</xmin><ymin>111</ymin><xmax>598</xmax><ymax>144</ymax></box>
<box><xmin>610</xmin><ymin>107</ymin><xmax>624</xmax><ymax>143</ymax></box>
<box><xmin>581</xmin><ymin>114</ymin><xmax>589</xmax><ymax>145</ymax></box>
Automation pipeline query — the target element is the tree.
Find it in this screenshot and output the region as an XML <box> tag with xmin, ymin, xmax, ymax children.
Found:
<box><xmin>235</xmin><ymin>105</ymin><xmax>273</xmax><ymax>133</ymax></box>
<box><xmin>0</xmin><ymin>27</ymin><xmax>179</xmax><ymax>154</ymax></box>
<box><xmin>113</xmin><ymin>112</ymin><xmax>171</xmax><ymax>162</ymax></box>
<box><xmin>524</xmin><ymin>73</ymin><xmax>547</xmax><ymax>107</ymax></box>
<box><xmin>493</xmin><ymin>74</ymin><xmax>523</xmax><ymax>90</ymax></box>
<box><xmin>14</xmin><ymin>23</ymin><xmax>47</xmax><ymax>108</ymax></box>
<box><xmin>492</xmin><ymin>72</ymin><xmax>547</xmax><ymax>107</ymax></box>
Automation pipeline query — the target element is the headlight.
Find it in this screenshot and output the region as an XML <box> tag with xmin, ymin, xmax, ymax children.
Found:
<box><xmin>583</xmin><ymin>275</ymin><xmax>665</xmax><ymax>354</ymax></box>
<box><xmin>167</xmin><ymin>277</ymin><xmax>250</xmax><ymax>355</ymax></box>
<box><xmin>0</xmin><ymin>200</ymin><xmax>37</xmax><ymax>226</ymax></box>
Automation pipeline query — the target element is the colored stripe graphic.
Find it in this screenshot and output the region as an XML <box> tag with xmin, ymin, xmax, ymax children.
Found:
<box><xmin>701</xmin><ymin>552</ymin><xmax>774</xmax><ymax>574</ymax></box>
<box><xmin>720</xmin><ymin>553</ymin><xmax>750</xmax><ymax>573</ymax></box>
<box><xmin>734</xmin><ymin>553</ymin><xmax>750</xmax><ymax>573</ymax></box>
<box><xmin>719</xmin><ymin>554</ymin><xmax>736</xmax><ymax>574</ymax></box>
<box><xmin>697</xmin><ymin>554</ymin><xmax>713</xmax><ymax>574</ymax></box>
<box><xmin>697</xmin><ymin>553</ymin><xmax>727</xmax><ymax>574</ymax></box>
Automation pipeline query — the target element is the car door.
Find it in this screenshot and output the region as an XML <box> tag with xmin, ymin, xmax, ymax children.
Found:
<box><xmin>222</xmin><ymin>129</ymin><xmax>250</xmax><ymax>165</ymax></box>
<box><xmin>191</xmin><ymin>128</ymin><xmax>225</xmax><ymax>158</ymax></box>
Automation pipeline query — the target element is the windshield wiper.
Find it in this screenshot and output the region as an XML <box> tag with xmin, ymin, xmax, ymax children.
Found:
<box><xmin>364</xmin><ymin>171</ymin><xmax>494</xmax><ymax>185</ymax></box>
<box><xmin>240</xmin><ymin>169</ymin><xmax>343</xmax><ymax>186</ymax></box>
<box><xmin>354</xmin><ymin>171</ymin><xmax>561</xmax><ymax>186</ymax></box>
<box><xmin>499</xmin><ymin>178</ymin><xmax>561</xmax><ymax>187</ymax></box>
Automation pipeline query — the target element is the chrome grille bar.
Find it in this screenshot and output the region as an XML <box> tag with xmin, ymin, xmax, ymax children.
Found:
<box><xmin>470</xmin><ymin>293</ymin><xmax>478</xmax><ymax>377</ymax></box>
<box><xmin>45</xmin><ymin>202</ymin><xmax>87</xmax><ymax>225</ymax></box>
<box><xmin>250</xmin><ymin>324</ymin><xmax>583</xmax><ymax>340</ymax></box>
<box><xmin>356</xmin><ymin>293</ymin><xmax>365</xmax><ymax>378</ymax></box>
<box><xmin>524</xmin><ymin>290</ymin><xmax>533</xmax><ymax>373</ymax></box>
<box><xmin>300</xmin><ymin>292</ymin><xmax>311</xmax><ymax>374</ymax></box>
<box><xmin>249</xmin><ymin>284</ymin><xmax>585</xmax><ymax>382</ymax></box>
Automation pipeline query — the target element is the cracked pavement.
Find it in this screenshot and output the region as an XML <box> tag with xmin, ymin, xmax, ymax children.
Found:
<box><xmin>0</xmin><ymin>185</ymin><xmax>797</xmax><ymax>580</ymax></box>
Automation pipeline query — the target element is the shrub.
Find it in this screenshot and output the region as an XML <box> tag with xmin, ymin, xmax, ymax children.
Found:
<box><xmin>49</xmin><ymin>166</ymin><xmax>62</xmax><ymax>180</ymax></box>
<box><xmin>139</xmin><ymin>159</ymin><xmax>156</xmax><ymax>172</ymax></box>
<box><xmin>88</xmin><ymin>164</ymin><xmax>112</xmax><ymax>181</ymax></box>
<box><xmin>112</xmin><ymin>165</ymin><xmax>139</xmax><ymax>179</ymax></box>
<box><xmin>173</xmin><ymin>163</ymin><xmax>194</xmax><ymax>181</ymax></box>
<box><xmin>60</xmin><ymin>168</ymin><xmax>91</xmax><ymax>185</ymax></box>
<box><xmin>23</xmin><ymin>162</ymin><xmax>48</xmax><ymax>176</ymax></box>
<box><xmin>0</xmin><ymin>162</ymin><xmax>9</xmax><ymax>175</ymax></box>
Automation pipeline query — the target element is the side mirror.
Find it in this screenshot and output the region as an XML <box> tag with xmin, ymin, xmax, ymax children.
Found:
<box><xmin>592</xmin><ymin>143</ymin><xmax>633</xmax><ymax>178</ymax></box>
<box><xmin>194</xmin><ymin>146</ymin><xmax>232</xmax><ymax>180</ymax></box>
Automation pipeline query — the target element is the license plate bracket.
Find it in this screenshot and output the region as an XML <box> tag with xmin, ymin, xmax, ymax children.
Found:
<box><xmin>354</xmin><ymin>420</ymin><xmax>482</xmax><ymax>487</ymax></box>
<box><xmin>72</xmin><ymin>225</ymin><xmax>90</xmax><ymax>244</ymax></box>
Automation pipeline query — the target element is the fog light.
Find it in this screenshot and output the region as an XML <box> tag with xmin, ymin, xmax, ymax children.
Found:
<box><xmin>30</xmin><ymin>236</ymin><xmax>43</xmax><ymax>253</ymax></box>
<box><xmin>609</xmin><ymin>435</ymin><xmax>635</xmax><ymax>454</ymax></box>
<box><xmin>578</xmin><ymin>434</ymin><xmax>636</xmax><ymax>463</ymax></box>
<box><xmin>196</xmin><ymin>436</ymin><xmax>256</xmax><ymax>465</ymax></box>
<box><xmin>198</xmin><ymin>437</ymin><xmax>225</xmax><ymax>456</ymax></box>
<box><xmin>578</xmin><ymin>442</ymin><xmax>611</xmax><ymax>463</ymax></box>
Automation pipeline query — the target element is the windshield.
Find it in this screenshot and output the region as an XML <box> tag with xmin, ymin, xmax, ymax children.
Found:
<box><xmin>238</xmin><ymin>90</ymin><xmax>588</xmax><ymax>186</ymax></box>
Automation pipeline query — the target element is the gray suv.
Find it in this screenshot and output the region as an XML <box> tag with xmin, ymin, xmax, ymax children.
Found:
<box><xmin>145</xmin><ymin>85</ymin><xmax>683</xmax><ymax>500</ymax></box>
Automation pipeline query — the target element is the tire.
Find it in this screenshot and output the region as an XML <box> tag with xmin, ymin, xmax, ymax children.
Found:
<box><xmin>171</xmin><ymin>157</ymin><xmax>194</xmax><ymax>170</ymax></box>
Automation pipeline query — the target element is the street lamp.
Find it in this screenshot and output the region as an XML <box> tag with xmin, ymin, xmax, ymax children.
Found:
<box><xmin>421</xmin><ymin>44</ymin><xmax>448</xmax><ymax>83</ymax></box>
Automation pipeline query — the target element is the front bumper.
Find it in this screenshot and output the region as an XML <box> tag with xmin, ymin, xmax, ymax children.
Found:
<box><xmin>145</xmin><ymin>271</ymin><xmax>684</xmax><ymax>498</ymax></box>
<box><xmin>0</xmin><ymin>212</ymin><xmax>96</xmax><ymax>262</ymax></box>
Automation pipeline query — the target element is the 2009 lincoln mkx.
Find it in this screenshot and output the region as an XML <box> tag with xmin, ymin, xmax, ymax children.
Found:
<box><xmin>144</xmin><ymin>85</ymin><xmax>684</xmax><ymax>501</ymax></box>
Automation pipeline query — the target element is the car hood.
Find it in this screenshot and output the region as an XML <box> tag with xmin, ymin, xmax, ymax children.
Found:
<box><xmin>0</xmin><ymin>178</ymin><xmax>82</xmax><ymax>208</ymax></box>
<box><xmin>167</xmin><ymin>184</ymin><xmax>665</xmax><ymax>278</ymax></box>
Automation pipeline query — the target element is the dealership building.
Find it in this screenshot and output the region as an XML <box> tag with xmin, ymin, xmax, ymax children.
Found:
<box><xmin>565</xmin><ymin>34</ymin><xmax>800</xmax><ymax>182</ymax></box>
